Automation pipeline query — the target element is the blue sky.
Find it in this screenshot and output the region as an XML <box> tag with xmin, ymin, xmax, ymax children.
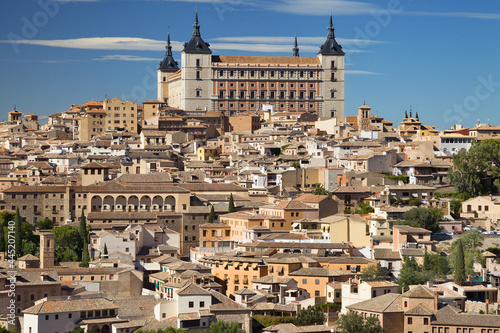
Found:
<box><xmin>1</xmin><ymin>0</ymin><xmax>500</xmax><ymax>129</ymax></box>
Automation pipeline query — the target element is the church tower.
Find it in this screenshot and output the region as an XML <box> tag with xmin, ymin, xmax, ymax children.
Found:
<box><xmin>40</xmin><ymin>231</ymin><xmax>54</xmax><ymax>269</ymax></box>
<box><xmin>180</xmin><ymin>11</ymin><xmax>213</xmax><ymax>111</ymax></box>
<box><xmin>317</xmin><ymin>14</ymin><xmax>345</xmax><ymax>120</ymax></box>
<box><xmin>157</xmin><ymin>32</ymin><xmax>179</xmax><ymax>103</ymax></box>
<box><xmin>357</xmin><ymin>104</ymin><xmax>371</xmax><ymax>132</ymax></box>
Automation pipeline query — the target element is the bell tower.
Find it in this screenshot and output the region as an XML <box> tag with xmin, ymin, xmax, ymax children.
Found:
<box><xmin>317</xmin><ymin>14</ymin><xmax>345</xmax><ymax>120</ymax></box>
<box><xmin>157</xmin><ymin>31</ymin><xmax>179</xmax><ymax>103</ymax></box>
<box><xmin>40</xmin><ymin>231</ymin><xmax>54</xmax><ymax>269</ymax></box>
<box><xmin>180</xmin><ymin>11</ymin><xmax>213</xmax><ymax>111</ymax></box>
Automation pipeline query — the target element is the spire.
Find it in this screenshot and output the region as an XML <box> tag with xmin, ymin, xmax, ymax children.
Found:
<box><xmin>318</xmin><ymin>13</ymin><xmax>344</xmax><ymax>55</ymax></box>
<box><xmin>183</xmin><ymin>10</ymin><xmax>211</xmax><ymax>53</ymax></box>
<box><xmin>166</xmin><ymin>30</ymin><xmax>172</xmax><ymax>56</ymax></box>
<box><xmin>328</xmin><ymin>12</ymin><xmax>335</xmax><ymax>38</ymax></box>
<box><xmin>193</xmin><ymin>10</ymin><xmax>200</xmax><ymax>37</ymax></box>
<box><xmin>292</xmin><ymin>34</ymin><xmax>299</xmax><ymax>57</ymax></box>
<box><xmin>159</xmin><ymin>30</ymin><xmax>179</xmax><ymax>71</ymax></box>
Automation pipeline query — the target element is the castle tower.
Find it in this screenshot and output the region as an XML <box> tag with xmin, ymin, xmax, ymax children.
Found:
<box><xmin>357</xmin><ymin>104</ymin><xmax>371</xmax><ymax>132</ymax></box>
<box><xmin>292</xmin><ymin>34</ymin><xmax>299</xmax><ymax>57</ymax></box>
<box><xmin>180</xmin><ymin>11</ymin><xmax>213</xmax><ymax>111</ymax></box>
<box><xmin>39</xmin><ymin>231</ymin><xmax>54</xmax><ymax>269</ymax></box>
<box><xmin>157</xmin><ymin>31</ymin><xmax>179</xmax><ymax>103</ymax></box>
<box><xmin>317</xmin><ymin>14</ymin><xmax>345</xmax><ymax>120</ymax></box>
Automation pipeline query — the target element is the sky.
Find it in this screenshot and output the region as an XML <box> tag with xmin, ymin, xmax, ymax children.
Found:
<box><xmin>1</xmin><ymin>0</ymin><xmax>500</xmax><ymax>129</ymax></box>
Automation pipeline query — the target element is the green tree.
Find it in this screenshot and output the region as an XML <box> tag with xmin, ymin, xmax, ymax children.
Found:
<box><xmin>291</xmin><ymin>161</ymin><xmax>301</xmax><ymax>169</ymax></box>
<box><xmin>397</xmin><ymin>207</ymin><xmax>443</xmax><ymax>233</ymax></box>
<box><xmin>422</xmin><ymin>250</ymin><xmax>449</xmax><ymax>281</ymax></box>
<box><xmin>80</xmin><ymin>238</ymin><xmax>90</xmax><ymax>267</ymax></box>
<box><xmin>208</xmin><ymin>205</ymin><xmax>217</xmax><ymax>223</ymax></box>
<box><xmin>405</xmin><ymin>110</ymin><xmax>408</xmax><ymax>118</ymax></box>
<box><xmin>0</xmin><ymin>222</ymin><xmax>4</xmax><ymax>253</ymax></box>
<box><xmin>354</xmin><ymin>202</ymin><xmax>374</xmax><ymax>214</ymax></box>
<box><xmin>14</xmin><ymin>207</ymin><xmax>23</xmax><ymax>259</ymax></box>
<box><xmin>79</xmin><ymin>209</ymin><xmax>88</xmax><ymax>243</ymax></box>
<box><xmin>448</xmin><ymin>139</ymin><xmax>500</xmax><ymax>196</ymax></box>
<box><xmin>52</xmin><ymin>225</ymin><xmax>82</xmax><ymax>262</ymax></box>
<box><xmin>311</xmin><ymin>183</ymin><xmax>328</xmax><ymax>196</ymax></box>
<box><xmin>36</xmin><ymin>217</ymin><xmax>55</xmax><ymax>230</ymax></box>
<box><xmin>361</xmin><ymin>264</ymin><xmax>390</xmax><ymax>281</ymax></box>
<box><xmin>408</xmin><ymin>197</ymin><xmax>420</xmax><ymax>206</ymax></box>
<box><xmin>448</xmin><ymin>229</ymin><xmax>484</xmax><ymax>276</ymax></box>
<box><xmin>295</xmin><ymin>305</ymin><xmax>325</xmax><ymax>326</ymax></box>
<box><xmin>209</xmin><ymin>321</ymin><xmax>244</xmax><ymax>333</ymax></box>
<box><xmin>135</xmin><ymin>328</ymin><xmax>184</xmax><ymax>333</ymax></box>
<box><xmin>454</xmin><ymin>239</ymin><xmax>466</xmax><ymax>286</ymax></box>
<box><xmin>228</xmin><ymin>193</ymin><xmax>236</xmax><ymax>213</ymax></box>
<box><xmin>397</xmin><ymin>256</ymin><xmax>427</xmax><ymax>293</ymax></box>
<box><xmin>336</xmin><ymin>311</ymin><xmax>383</xmax><ymax>333</ymax></box>
<box><xmin>450</xmin><ymin>199</ymin><xmax>462</xmax><ymax>217</ymax></box>
<box><xmin>103</xmin><ymin>243</ymin><xmax>108</xmax><ymax>257</ymax></box>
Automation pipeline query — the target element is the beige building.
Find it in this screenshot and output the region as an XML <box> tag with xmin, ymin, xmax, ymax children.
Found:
<box><xmin>159</xmin><ymin>13</ymin><xmax>345</xmax><ymax>119</ymax></box>
<box><xmin>328</xmin><ymin>214</ymin><xmax>370</xmax><ymax>248</ymax></box>
<box><xmin>103</xmin><ymin>98</ymin><xmax>139</xmax><ymax>133</ymax></box>
<box><xmin>80</xmin><ymin>108</ymin><xmax>106</xmax><ymax>141</ymax></box>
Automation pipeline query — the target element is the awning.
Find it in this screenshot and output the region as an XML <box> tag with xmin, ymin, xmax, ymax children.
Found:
<box><xmin>222</xmin><ymin>262</ymin><xmax>229</xmax><ymax>268</ymax></box>
<box><xmin>242</xmin><ymin>262</ymin><xmax>249</xmax><ymax>269</ymax></box>
<box><xmin>252</xmin><ymin>263</ymin><xmax>259</xmax><ymax>269</ymax></box>
<box><xmin>233</xmin><ymin>262</ymin><xmax>240</xmax><ymax>268</ymax></box>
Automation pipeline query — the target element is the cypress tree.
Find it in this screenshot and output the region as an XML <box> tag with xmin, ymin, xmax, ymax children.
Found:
<box><xmin>454</xmin><ymin>239</ymin><xmax>466</xmax><ymax>286</ymax></box>
<box><xmin>228</xmin><ymin>193</ymin><xmax>236</xmax><ymax>213</ymax></box>
<box><xmin>79</xmin><ymin>209</ymin><xmax>87</xmax><ymax>243</ymax></box>
<box><xmin>416</xmin><ymin>111</ymin><xmax>419</xmax><ymax>121</ymax></box>
<box><xmin>80</xmin><ymin>239</ymin><xmax>90</xmax><ymax>267</ymax></box>
<box><xmin>103</xmin><ymin>243</ymin><xmax>108</xmax><ymax>257</ymax></box>
<box><xmin>14</xmin><ymin>207</ymin><xmax>22</xmax><ymax>259</ymax></box>
<box><xmin>423</xmin><ymin>247</ymin><xmax>431</xmax><ymax>271</ymax></box>
<box><xmin>0</xmin><ymin>224</ymin><xmax>5</xmax><ymax>253</ymax></box>
<box><xmin>208</xmin><ymin>205</ymin><xmax>216</xmax><ymax>223</ymax></box>
<box><xmin>405</xmin><ymin>110</ymin><xmax>408</xmax><ymax>118</ymax></box>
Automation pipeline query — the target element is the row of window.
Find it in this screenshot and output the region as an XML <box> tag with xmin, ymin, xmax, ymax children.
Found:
<box><xmin>217</xmin><ymin>90</ymin><xmax>316</xmax><ymax>100</ymax></box>
<box><xmin>108</xmin><ymin>107</ymin><xmax>135</xmax><ymax>111</ymax></box>
<box><xmin>221</xmin><ymin>82</ymin><xmax>316</xmax><ymax>89</ymax></box>
<box><xmin>218</xmin><ymin>102</ymin><xmax>316</xmax><ymax>111</ymax></box>
<box><xmin>215</xmin><ymin>69</ymin><xmax>322</xmax><ymax>79</ymax></box>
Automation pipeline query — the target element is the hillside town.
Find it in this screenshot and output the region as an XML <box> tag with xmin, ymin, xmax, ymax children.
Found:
<box><xmin>1</xmin><ymin>12</ymin><xmax>500</xmax><ymax>333</ymax></box>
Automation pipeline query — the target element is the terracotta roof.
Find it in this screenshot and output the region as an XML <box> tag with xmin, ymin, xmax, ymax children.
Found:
<box><xmin>212</xmin><ymin>55</ymin><xmax>320</xmax><ymax>66</ymax></box>
<box><xmin>402</xmin><ymin>285</ymin><xmax>435</xmax><ymax>299</ymax></box>
<box><xmin>432</xmin><ymin>305</ymin><xmax>500</xmax><ymax>328</ymax></box>
<box><xmin>346</xmin><ymin>293</ymin><xmax>403</xmax><ymax>313</ymax></box>
<box><xmin>374</xmin><ymin>248</ymin><xmax>401</xmax><ymax>260</ymax></box>
<box><xmin>176</xmin><ymin>282</ymin><xmax>212</xmax><ymax>296</ymax></box>
<box><xmin>24</xmin><ymin>298</ymin><xmax>117</xmax><ymax>314</ymax></box>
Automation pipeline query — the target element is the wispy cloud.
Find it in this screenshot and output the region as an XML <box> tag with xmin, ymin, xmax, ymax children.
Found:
<box><xmin>252</xmin><ymin>0</ymin><xmax>381</xmax><ymax>15</ymax></box>
<box><xmin>0</xmin><ymin>36</ymin><xmax>373</xmax><ymax>54</ymax></box>
<box><xmin>94</xmin><ymin>55</ymin><xmax>159</xmax><ymax>61</ymax></box>
<box><xmin>210</xmin><ymin>36</ymin><xmax>388</xmax><ymax>46</ymax></box>
<box><xmin>403</xmin><ymin>11</ymin><xmax>500</xmax><ymax>20</ymax></box>
<box><xmin>345</xmin><ymin>70</ymin><xmax>381</xmax><ymax>75</ymax></box>
<box><xmin>0</xmin><ymin>37</ymin><xmax>169</xmax><ymax>51</ymax></box>
<box><xmin>40</xmin><ymin>59</ymin><xmax>82</xmax><ymax>63</ymax></box>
